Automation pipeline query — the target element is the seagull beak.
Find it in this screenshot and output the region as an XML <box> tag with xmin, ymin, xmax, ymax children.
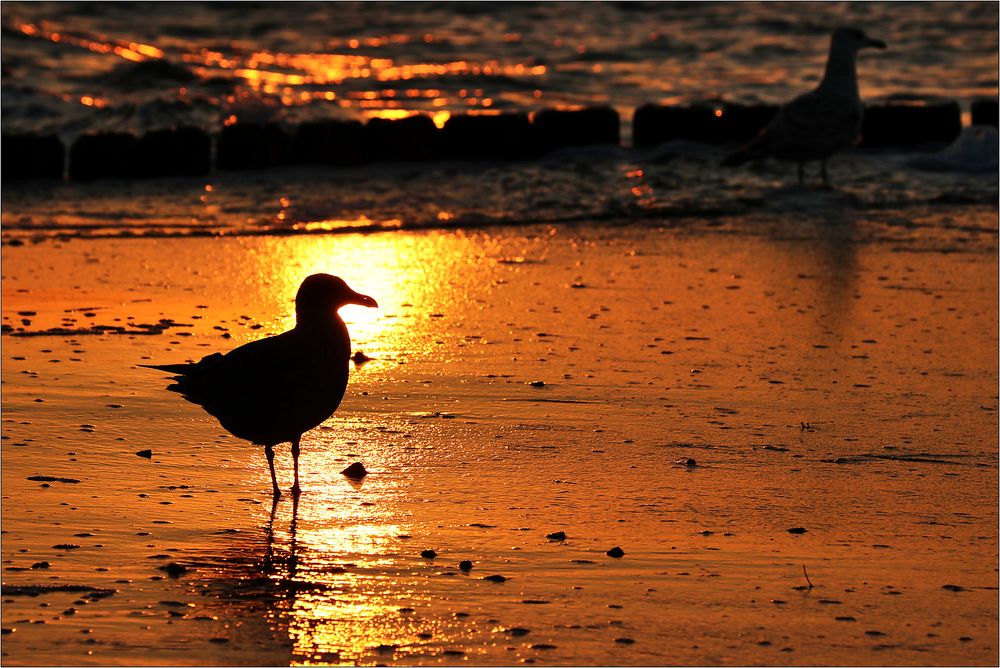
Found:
<box><xmin>867</xmin><ymin>38</ymin><xmax>886</xmax><ymax>49</ymax></box>
<box><xmin>347</xmin><ymin>291</ymin><xmax>378</xmax><ymax>308</ymax></box>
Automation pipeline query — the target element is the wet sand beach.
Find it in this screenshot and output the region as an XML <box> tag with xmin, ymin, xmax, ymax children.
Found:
<box><xmin>2</xmin><ymin>209</ymin><xmax>997</xmax><ymax>665</ymax></box>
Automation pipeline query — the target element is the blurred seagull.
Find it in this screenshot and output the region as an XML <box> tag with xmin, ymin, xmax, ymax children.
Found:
<box><xmin>141</xmin><ymin>274</ymin><xmax>377</xmax><ymax>499</ymax></box>
<box><xmin>722</xmin><ymin>27</ymin><xmax>886</xmax><ymax>185</ymax></box>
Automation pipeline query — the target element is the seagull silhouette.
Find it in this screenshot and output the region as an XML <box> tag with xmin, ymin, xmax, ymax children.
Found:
<box><xmin>722</xmin><ymin>27</ymin><xmax>886</xmax><ymax>185</ymax></box>
<box><xmin>141</xmin><ymin>274</ymin><xmax>377</xmax><ymax>498</ymax></box>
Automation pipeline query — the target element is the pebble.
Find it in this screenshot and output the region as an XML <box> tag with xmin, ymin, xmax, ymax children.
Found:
<box><xmin>787</xmin><ymin>527</ymin><xmax>807</xmax><ymax>534</ymax></box>
<box><xmin>135</xmin><ymin>450</ymin><xmax>153</xmax><ymax>459</ymax></box>
<box><xmin>606</xmin><ymin>546</ymin><xmax>625</xmax><ymax>558</ymax></box>
<box><xmin>546</xmin><ymin>531</ymin><xmax>566</xmax><ymax>540</ymax></box>
<box><xmin>341</xmin><ymin>462</ymin><xmax>367</xmax><ymax>479</ymax></box>
<box><xmin>483</xmin><ymin>575</ymin><xmax>507</xmax><ymax>583</ymax></box>
<box><xmin>420</xmin><ymin>549</ymin><xmax>437</xmax><ymax>559</ymax></box>
<box><xmin>459</xmin><ymin>560</ymin><xmax>473</xmax><ymax>571</ymax></box>
<box><xmin>941</xmin><ymin>584</ymin><xmax>964</xmax><ymax>592</ymax></box>
<box><xmin>615</xmin><ymin>637</ymin><xmax>635</xmax><ymax>644</ymax></box>
<box><xmin>158</xmin><ymin>563</ymin><xmax>189</xmax><ymax>577</ymax></box>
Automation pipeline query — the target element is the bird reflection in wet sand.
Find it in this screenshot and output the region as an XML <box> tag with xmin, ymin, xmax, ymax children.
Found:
<box><xmin>142</xmin><ymin>274</ymin><xmax>377</xmax><ymax>498</ymax></box>
<box><xmin>723</xmin><ymin>27</ymin><xmax>886</xmax><ymax>186</ymax></box>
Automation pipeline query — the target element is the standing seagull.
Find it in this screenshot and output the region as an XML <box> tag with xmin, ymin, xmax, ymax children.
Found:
<box><xmin>142</xmin><ymin>274</ymin><xmax>377</xmax><ymax>498</ymax></box>
<box><xmin>722</xmin><ymin>27</ymin><xmax>886</xmax><ymax>185</ymax></box>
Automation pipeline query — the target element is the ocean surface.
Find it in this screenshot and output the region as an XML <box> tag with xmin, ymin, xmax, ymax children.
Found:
<box><xmin>2</xmin><ymin>1</ymin><xmax>998</xmax><ymax>138</ymax></box>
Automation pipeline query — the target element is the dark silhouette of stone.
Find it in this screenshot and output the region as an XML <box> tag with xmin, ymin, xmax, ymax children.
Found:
<box><xmin>217</xmin><ymin>123</ymin><xmax>290</xmax><ymax>170</ymax></box>
<box><xmin>137</xmin><ymin>127</ymin><xmax>211</xmax><ymax>177</ymax></box>
<box><xmin>459</xmin><ymin>560</ymin><xmax>473</xmax><ymax>571</ymax></box>
<box><xmin>861</xmin><ymin>100</ymin><xmax>962</xmax><ymax>146</ymax></box>
<box><xmin>606</xmin><ymin>546</ymin><xmax>625</xmax><ymax>558</ymax></box>
<box><xmin>532</xmin><ymin>106</ymin><xmax>620</xmax><ymax>153</ymax></box>
<box><xmin>633</xmin><ymin>103</ymin><xmax>778</xmax><ymax>147</ymax></box>
<box><xmin>364</xmin><ymin>115</ymin><xmax>439</xmax><ymax>161</ymax></box>
<box><xmin>440</xmin><ymin>112</ymin><xmax>533</xmax><ymax>160</ymax></box>
<box><xmin>787</xmin><ymin>527</ymin><xmax>807</xmax><ymax>534</ymax></box>
<box><xmin>546</xmin><ymin>531</ymin><xmax>566</xmax><ymax>540</ymax></box>
<box><xmin>158</xmin><ymin>562</ymin><xmax>189</xmax><ymax>577</ymax></box>
<box><xmin>420</xmin><ymin>549</ymin><xmax>437</xmax><ymax>559</ymax></box>
<box><xmin>2</xmin><ymin>134</ymin><xmax>64</xmax><ymax>180</ymax></box>
<box><xmin>971</xmin><ymin>99</ymin><xmax>998</xmax><ymax>127</ymax></box>
<box><xmin>290</xmin><ymin>120</ymin><xmax>365</xmax><ymax>166</ymax></box>
<box><xmin>69</xmin><ymin>133</ymin><xmax>138</xmax><ymax>181</ymax></box>
<box><xmin>341</xmin><ymin>462</ymin><xmax>367</xmax><ymax>479</ymax></box>
<box><xmin>136</xmin><ymin>449</ymin><xmax>153</xmax><ymax>458</ymax></box>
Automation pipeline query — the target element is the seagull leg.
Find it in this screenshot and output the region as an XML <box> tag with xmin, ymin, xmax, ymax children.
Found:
<box><xmin>265</xmin><ymin>444</ymin><xmax>280</xmax><ymax>499</ymax></box>
<box><xmin>291</xmin><ymin>436</ymin><xmax>301</xmax><ymax>497</ymax></box>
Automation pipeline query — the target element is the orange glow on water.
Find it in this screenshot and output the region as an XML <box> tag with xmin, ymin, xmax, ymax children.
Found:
<box><xmin>362</xmin><ymin>109</ymin><xmax>417</xmax><ymax>122</ymax></box>
<box><xmin>10</xmin><ymin>20</ymin><xmax>162</xmax><ymax>62</ymax></box>
<box><xmin>431</xmin><ymin>111</ymin><xmax>450</xmax><ymax>128</ymax></box>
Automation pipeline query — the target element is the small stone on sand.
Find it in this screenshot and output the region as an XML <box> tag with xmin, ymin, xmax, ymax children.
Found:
<box><xmin>420</xmin><ymin>549</ymin><xmax>437</xmax><ymax>559</ymax></box>
<box><xmin>341</xmin><ymin>462</ymin><xmax>367</xmax><ymax>478</ymax></box>
<box><xmin>135</xmin><ymin>450</ymin><xmax>153</xmax><ymax>459</ymax></box>
<box><xmin>158</xmin><ymin>562</ymin><xmax>189</xmax><ymax>577</ymax></box>
<box><xmin>606</xmin><ymin>546</ymin><xmax>625</xmax><ymax>558</ymax></box>
<box><xmin>787</xmin><ymin>527</ymin><xmax>807</xmax><ymax>534</ymax></box>
<box><xmin>459</xmin><ymin>560</ymin><xmax>473</xmax><ymax>571</ymax></box>
<box><xmin>546</xmin><ymin>531</ymin><xmax>566</xmax><ymax>540</ymax></box>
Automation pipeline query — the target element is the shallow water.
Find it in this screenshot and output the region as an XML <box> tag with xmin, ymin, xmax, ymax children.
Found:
<box><xmin>2</xmin><ymin>141</ymin><xmax>998</xmax><ymax>245</ymax></box>
<box><xmin>1</xmin><ymin>2</ymin><xmax>997</xmax><ymax>138</ymax></box>
<box><xmin>2</xmin><ymin>216</ymin><xmax>997</xmax><ymax>665</ymax></box>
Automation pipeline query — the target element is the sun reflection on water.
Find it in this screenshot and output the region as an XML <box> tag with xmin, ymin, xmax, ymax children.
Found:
<box><xmin>246</xmin><ymin>231</ymin><xmax>493</xmax><ymax>362</ymax></box>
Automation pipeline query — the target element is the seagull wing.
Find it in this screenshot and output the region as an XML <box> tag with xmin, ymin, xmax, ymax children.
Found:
<box><xmin>723</xmin><ymin>89</ymin><xmax>863</xmax><ymax>165</ymax></box>
<box><xmin>164</xmin><ymin>331</ymin><xmax>350</xmax><ymax>444</ymax></box>
<box><xmin>764</xmin><ymin>89</ymin><xmax>864</xmax><ymax>160</ymax></box>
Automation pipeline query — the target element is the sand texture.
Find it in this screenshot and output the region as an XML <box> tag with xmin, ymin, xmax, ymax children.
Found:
<box><xmin>2</xmin><ymin>216</ymin><xmax>998</xmax><ymax>665</ymax></box>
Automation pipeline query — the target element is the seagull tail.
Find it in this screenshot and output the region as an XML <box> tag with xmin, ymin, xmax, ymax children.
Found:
<box><xmin>138</xmin><ymin>363</ymin><xmax>194</xmax><ymax>374</ymax></box>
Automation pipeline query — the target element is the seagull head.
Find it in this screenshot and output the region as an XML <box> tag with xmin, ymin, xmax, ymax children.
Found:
<box><xmin>832</xmin><ymin>27</ymin><xmax>886</xmax><ymax>52</ymax></box>
<box><xmin>295</xmin><ymin>274</ymin><xmax>378</xmax><ymax>323</ymax></box>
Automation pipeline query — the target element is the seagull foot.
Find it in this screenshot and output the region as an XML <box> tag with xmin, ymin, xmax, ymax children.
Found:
<box><xmin>291</xmin><ymin>484</ymin><xmax>301</xmax><ymax>497</ymax></box>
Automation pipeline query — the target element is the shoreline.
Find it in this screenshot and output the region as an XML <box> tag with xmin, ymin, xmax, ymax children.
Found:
<box><xmin>2</xmin><ymin>220</ymin><xmax>997</xmax><ymax>665</ymax></box>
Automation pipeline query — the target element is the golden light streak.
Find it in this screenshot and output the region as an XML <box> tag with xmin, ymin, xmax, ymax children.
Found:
<box><xmin>431</xmin><ymin>110</ymin><xmax>451</xmax><ymax>128</ymax></box>
<box><xmin>10</xmin><ymin>20</ymin><xmax>162</xmax><ymax>64</ymax></box>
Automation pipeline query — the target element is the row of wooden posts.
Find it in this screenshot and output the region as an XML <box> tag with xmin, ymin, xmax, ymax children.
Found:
<box><xmin>4</xmin><ymin>99</ymin><xmax>997</xmax><ymax>181</ymax></box>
